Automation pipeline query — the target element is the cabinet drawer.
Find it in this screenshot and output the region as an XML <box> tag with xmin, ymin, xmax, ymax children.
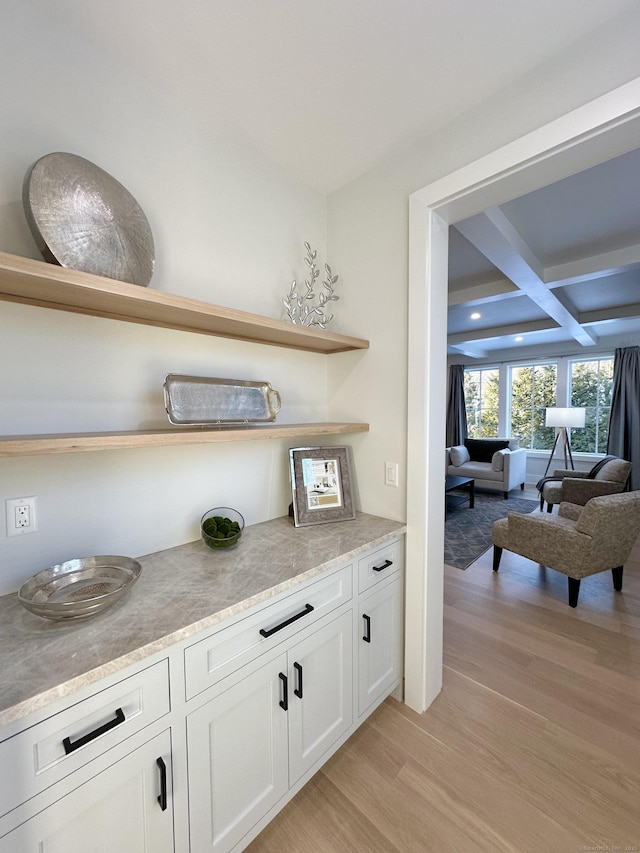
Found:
<box><xmin>357</xmin><ymin>538</ymin><xmax>404</xmax><ymax>594</ymax></box>
<box><xmin>184</xmin><ymin>564</ymin><xmax>353</xmax><ymax>700</ymax></box>
<box><xmin>0</xmin><ymin>659</ymin><xmax>170</xmax><ymax>819</ymax></box>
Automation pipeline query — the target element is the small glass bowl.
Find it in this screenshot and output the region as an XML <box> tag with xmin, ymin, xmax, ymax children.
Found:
<box><xmin>201</xmin><ymin>507</ymin><xmax>245</xmax><ymax>550</ymax></box>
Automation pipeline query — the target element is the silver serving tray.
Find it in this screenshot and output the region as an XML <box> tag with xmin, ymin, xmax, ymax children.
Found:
<box><xmin>18</xmin><ymin>556</ymin><xmax>142</xmax><ymax>621</ymax></box>
<box><xmin>164</xmin><ymin>374</ymin><xmax>282</xmax><ymax>426</ymax></box>
<box><xmin>23</xmin><ymin>152</ymin><xmax>155</xmax><ymax>287</ymax></box>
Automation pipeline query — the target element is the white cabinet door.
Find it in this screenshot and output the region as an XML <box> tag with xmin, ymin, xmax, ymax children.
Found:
<box><xmin>0</xmin><ymin>731</ymin><xmax>173</xmax><ymax>853</ymax></box>
<box><xmin>287</xmin><ymin>610</ymin><xmax>353</xmax><ymax>784</ymax></box>
<box><xmin>358</xmin><ymin>578</ymin><xmax>404</xmax><ymax>716</ymax></box>
<box><xmin>186</xmin><ymin>611</ymin><xmax>353</xmax><ymax>853</ymax></box>
<box><xmin>187</xmin><ymin>654</ymin><xmax>289</xmax><ymax>853</ymax></box>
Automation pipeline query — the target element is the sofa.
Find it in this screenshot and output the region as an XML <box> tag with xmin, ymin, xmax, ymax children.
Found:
<box><xmin>446</xmin><ymin>437</ymin><xmax>527</xmax><ymax>498</ymax></box>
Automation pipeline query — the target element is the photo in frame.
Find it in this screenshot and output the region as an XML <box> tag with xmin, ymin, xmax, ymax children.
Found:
<box><xmin>289</xmin><ymin>446</ymin><xmax>355</xmax><ymax>527</ymax></box>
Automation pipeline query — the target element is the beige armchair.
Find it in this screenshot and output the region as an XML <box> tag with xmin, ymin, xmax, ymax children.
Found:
<box><xmin>538</xmin><ymin>456</ymin><xmax>631</xmax><ymax>512</ymax></box>
<box><xmin>492</xmin><ymin>491</ymin><xmax>640</xmax><ymax>607</ymax></box>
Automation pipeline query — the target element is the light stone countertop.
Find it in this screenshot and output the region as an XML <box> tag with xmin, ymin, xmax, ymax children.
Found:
<box><xmin>0</xmin><ymin>513</ymin><xmax>406</xmax><ymax>729</ymax></box>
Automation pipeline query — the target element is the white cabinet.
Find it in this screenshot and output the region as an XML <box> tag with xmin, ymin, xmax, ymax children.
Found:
<box><xmin>183</xmin><ymin>565</ymin><xmax>352</xmax><ymax>701</ymax></box>
<box><xmin>0</xmin><ymin>530</ymin><xmax>404</xmax><ymax>853</ymax></box>
<box><xmin>358</xmin><ymin>577</ymin><xmax>404</xmax><ymax>716</ymax></box>
<box><xmin>186</xmin><ymin>653</ymin><xmax>289</xmax><ymax>853</ymax></box>
<box><xmin>186</xmin><ymin>610</ymin><xmax>353</xmax><ymax>853</ymax></box>
<box><xmin>0</xmin><ymin>730</ymin><xmax>173</xmax><ymax>853</ymax></box>
<box><xmin>0</xmin><ymin>660</ymin><xmax>170</xmax><ymax>818</ymax></box>
<box><xmin>286</xmin><ymin>610</ymin><xmax>353</xmax><ymax>783</ymax></box>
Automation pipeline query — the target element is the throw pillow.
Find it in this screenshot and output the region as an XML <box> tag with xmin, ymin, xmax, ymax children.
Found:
<box><xmin>508</xmin><ymin>437</ymin><xmax>520</xmax><ymax>450</ymax></box>
<box><xmin>449</xmin><ymin>445</ymin><xmax>470</xmax><ymax>466</ymax></box>
<box><xmin>464</xmin><ymin>438</ymin><xmax>509</xmax><ymax>463</ymax></box>
<box><xmin>491</xmin><ymin>449</ymin><xmax>509</xmax><ymax>472</ymax></box>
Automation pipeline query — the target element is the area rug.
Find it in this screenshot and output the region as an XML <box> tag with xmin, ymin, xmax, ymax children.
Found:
<box><xmin>444</xmin><ymin>492</ymin><xmax>537</xmax><ymax>570</ymax></box>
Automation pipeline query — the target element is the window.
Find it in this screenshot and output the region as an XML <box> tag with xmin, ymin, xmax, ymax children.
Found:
<box><xmin>510</xmin><ymin>362</ymin><xmax>557</xmax><ymax>449</ymax></box>
<box><xmin>464</xmin><ymin>367</ymin><xmax>499</xmax><ymax>437</ymax></box>
<box><xmin>569</xmin><ymin>357</ymin><xmax>613</xmax><ymax>454</ymax></box>
<box><xmin>461</xmin><ymin>354</ymin><xmax>614</xmax><ymax>453</ymax></box>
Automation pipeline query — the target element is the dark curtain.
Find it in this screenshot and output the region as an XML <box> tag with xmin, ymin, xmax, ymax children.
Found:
<box><xmin>607</xmin><ymin>346</ymin><xmax>640</xmax><ymax>490</ymax></box>
<box><xmin>446</xmin><ymin>364</ymin><xmax>468</xmax><ymax>447</ymax></box>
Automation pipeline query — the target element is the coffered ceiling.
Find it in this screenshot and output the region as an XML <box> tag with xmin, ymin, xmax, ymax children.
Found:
<box><xmin>447</xmin><ymin>147</ymin><xmax>640</xmax><ymax>361</ymax></box>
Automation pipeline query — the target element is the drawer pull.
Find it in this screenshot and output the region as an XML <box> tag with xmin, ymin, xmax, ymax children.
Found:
<box><xmin>293</xmin><ymin>661</ymin><xmax>303</xmax><ymax>699</ymax></box>
<box><xmin>279</xmin><ymin>672</ymin><xmax>288</xmax><ymax>711</ymax></box>
<box><xmin>372</xmin><ymin>559</ymin><xmax>393</xmax><ymax>573</ymax></box>
<box><xmin>363</xmin><ymin>614</ymin><xmax>371</xmax><ymax>643</ymax></box>
<box><xmin>259</xmin><ymin>603</ymin><xmax>314</xmax><ymax>638</ymax></box>
<box><xmin>62</xmin><ymin>707</ymin><xmax>126</xmax><ymax>755</ymax></box>
<box><xmin>157</xmin><ymin>757</ymin><xmax>168</xmax><ymax>811</ymax></box>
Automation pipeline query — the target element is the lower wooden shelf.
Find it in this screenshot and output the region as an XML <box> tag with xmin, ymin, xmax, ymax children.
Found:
<box><xmin>0</xmin><ymin>422</ymin><xmax>369</xmax><ymax>458</ymax></box>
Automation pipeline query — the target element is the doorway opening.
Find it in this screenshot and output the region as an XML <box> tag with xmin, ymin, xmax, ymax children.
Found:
<box><xmin>404</xmin><ymin>78</ymin><xmax>640</xmax><ymax>713</ymax></box>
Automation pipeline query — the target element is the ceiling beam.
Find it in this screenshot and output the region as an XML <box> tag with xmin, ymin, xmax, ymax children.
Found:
<box><xmin>455</xmin><ymin>207</ymin><xmax>598</xmax><ymax>347</ymax></box>
<box><xmin>447</xmin><ymin>342</ymin><xmax>489</xmax><ymax>358</ymax></box>
<box><xmin>447</xmin><ymin>277</ymin><xmax>519</xmax><ymax>306</ymax></box>
<box><xmin>579</xmin><ymin>301</ymin><xmax>640</xmax><ymax>325</ymax></box>
<box><xmin>447</xmin><ymin>318</ymin><xmax>556</xmax><ymax>345</ymax></box>
<box><xmin>545</xmin><ymin>242</ymin><xmax>640</xmax><ymax>287</ymax></box>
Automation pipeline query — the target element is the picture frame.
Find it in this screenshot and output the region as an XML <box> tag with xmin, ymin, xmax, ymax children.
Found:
<box><xmin>289</xmin><ymin>445</ymin><xmax>355</xmax><ymax>527</ymax></box>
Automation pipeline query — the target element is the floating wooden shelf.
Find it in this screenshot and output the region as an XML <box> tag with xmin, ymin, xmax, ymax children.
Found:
<box><xmin>0</xmin><ymin>253</ymin><xmax>370</xmax><ymax>458</ymax></box>
<box><xmin>0</xmin><ymin>252</ymin><xmax>369</xmax><ymax>354</ymax></box>
<box><xmin>0</xmin><ymin>422</ymin><xmax>370</xmax><ymax>458</ymax></box>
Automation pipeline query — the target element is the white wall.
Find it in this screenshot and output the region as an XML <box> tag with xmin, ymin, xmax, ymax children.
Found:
<box><xmin>0</xmin><ymin>4</ymin><xmax>346</xmax><ymax>594</ymax></box>
<box><xmin>327</xmin><ymin>6</ymin><xmax>640</xmax><ymax>524</ymax></box>
<box><xmin>327</xmin><ymin>10</ymin><xmax>640</xmax><ymax>709</ymax></box>
<box><xmin>2</xmin><ymin>1</ymin><xmax>640</xmax><ymax>624</ymax></box>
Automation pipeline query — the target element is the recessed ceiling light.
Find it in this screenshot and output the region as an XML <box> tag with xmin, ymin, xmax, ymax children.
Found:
<box><xmin>514</xmin><ymin>335</ymin><xmax>524</xmax><ymax>342</ymax></box>
<box><xmin>470</xmin><ymin>312</ymin><xmax>481</xmax><ymax>320</ymax></box>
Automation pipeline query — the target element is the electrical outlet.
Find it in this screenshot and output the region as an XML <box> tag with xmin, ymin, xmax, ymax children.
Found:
<box><xmin>6</xmin><ymin>496</ymin><xmax>37</xmax><ymax>537</ymax></box>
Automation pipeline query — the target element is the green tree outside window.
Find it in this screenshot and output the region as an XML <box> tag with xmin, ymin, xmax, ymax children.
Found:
<box><xmin>464</xmin><ymin>368</ymin><xmax>499</xmax><ymax>437</ymax></box>
<box><xmin>510</xmin><ymin>363</ymin><xmax>557</xmax><ymax>449</ymax></box>
<box><xmin>570</xmin><ymin>358</ymin><xmax>613</xmax><ymax>453</ymax></box>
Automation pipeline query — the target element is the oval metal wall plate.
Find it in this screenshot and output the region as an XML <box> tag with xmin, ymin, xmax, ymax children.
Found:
<box><xmin>23</xmin><ymin>152</ymin><xmax>155</xmax><ymax>287</ymax></box>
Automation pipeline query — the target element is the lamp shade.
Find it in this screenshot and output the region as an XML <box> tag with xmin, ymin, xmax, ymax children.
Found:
<box><xmin>545</xmin><ymin>407</ymin><xmax>586</xmax><ymax>428</ymax></box>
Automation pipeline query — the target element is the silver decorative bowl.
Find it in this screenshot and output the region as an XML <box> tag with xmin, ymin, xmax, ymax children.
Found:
<box><xmin>23</xmin><ymin>152</ymin><xmax>155</xmax><ymax>287</ymax></box>
<box><xmin>18</xmin><ymin>555</ymin><xmax>142</xmax><ymax>621</ymax></box>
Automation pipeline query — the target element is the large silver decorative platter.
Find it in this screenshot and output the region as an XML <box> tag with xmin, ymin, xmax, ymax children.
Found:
<box><xmin>18</xmin><ymin>556</ymin><xmax>142</xmax><ymax>621</ymax></box>
<box><xmin>23</xmin><ymin>152</ymin><xmax>155</xmax><ymax>286</ymax></box>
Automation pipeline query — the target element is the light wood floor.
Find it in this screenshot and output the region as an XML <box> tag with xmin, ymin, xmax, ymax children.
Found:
<box><xmin>247</xmin><ymin>502</ymin><xmax>640</xmax><ymax>852</ymax></box>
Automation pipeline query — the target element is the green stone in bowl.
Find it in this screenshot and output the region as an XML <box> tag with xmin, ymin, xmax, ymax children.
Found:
<box><xmin>201</xmin><ymin>507</ymin><xmax>244</xmax><ymax>550</ymax></box>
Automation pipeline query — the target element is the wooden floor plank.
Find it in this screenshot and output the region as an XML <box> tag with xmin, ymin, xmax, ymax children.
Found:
<box><xmin>247</xmin><ymin>507</ymin><xmax>640</xmax><ymax>852</ymax></box>
<box><xmin>246</xmin><ymin>771</ymin><xmax>398</xmax><ymax>853</ymax></box>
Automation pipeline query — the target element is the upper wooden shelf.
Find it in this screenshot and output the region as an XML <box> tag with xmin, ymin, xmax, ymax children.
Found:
<box><xmin>0</xmin><ymin>252</ymin><xmax>369</xmax><ymax>354</ymax></box>
<box><xmin>0</xmin><ymin>422</ymin><xmax>370</xmax><ymax>458</ymax></box>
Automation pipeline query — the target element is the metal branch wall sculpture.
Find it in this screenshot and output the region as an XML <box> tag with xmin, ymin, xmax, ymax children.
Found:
<box><xmin>283</xmin><ymin>242</ymin><xmax>340</xmax><ymax>328</ymax></box>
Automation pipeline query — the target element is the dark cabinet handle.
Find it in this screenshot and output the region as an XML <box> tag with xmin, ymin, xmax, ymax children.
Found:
<box><xmin>279</xmin><ymin>672</ymin><xmax>288</xmax><ymax>711</ymax></box>
<box><xmin>293</xmin><ymin>662</ymin><xmax>303</xmax><ymax>699</ymax></box>
<box><xmin>372</xmin><ymin>559</ymin><xmax>393</xmax><ymax>573</ymax></box>
<box><xmin>157</xmin><ymin>757</ymin><xmax>167</xmax><ymax>811</ymax></box>
<box><xmin>363</xmin><ymin>614</ymin><xmax>371</xmax><ymax>643</ymax></box>
<box><xmin>62</xmin><ymin>707</ymin><xmax>126</xmax><ymax>755</ymax></box>
<box><xmin>260</xmin><ymin>603</ymin><xmax>314</xmax><ymax>638</ymax></box>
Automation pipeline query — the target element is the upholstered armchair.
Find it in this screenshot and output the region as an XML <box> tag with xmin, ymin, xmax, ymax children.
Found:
<box><xmin>492</xmin><ymin>491</ymin><xmax>640</xmax><ymax>607</ymax></box>
<box><xmin>538</xmin><ymin>456</ymin><xmax>631</xmax><ymax>512</ymax></box>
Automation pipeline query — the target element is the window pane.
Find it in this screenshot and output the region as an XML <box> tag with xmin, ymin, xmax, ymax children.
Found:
<box><xmin>510</xmin><ymin>363</ymin><xmax>557</xmax><ymax>450</ymax></box>
<box><xmin>570</xmin><ymin>357</ymin><xmax>613</xmax><ymax>453</ymax></box>
<box><xmin>464</xmin><ymin>368</ymin><xmax>499</xmax><ymax>438</ymax></box>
